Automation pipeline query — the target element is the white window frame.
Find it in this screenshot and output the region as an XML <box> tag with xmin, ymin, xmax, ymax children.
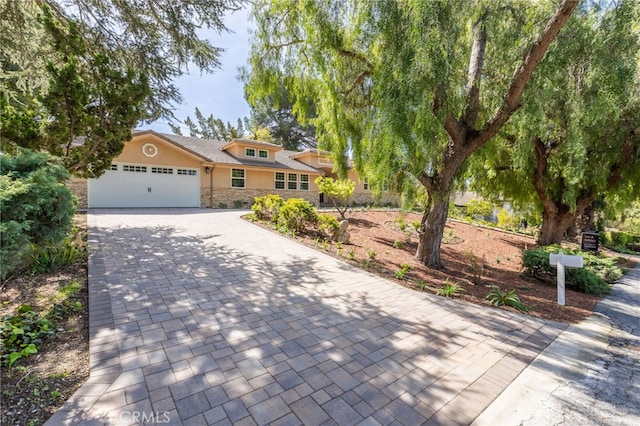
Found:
<box><xmin>275</xmin><ymin>172</ymin><xmax>285</xmax><ymax>190</ymax></box>
<box><xmin>258</xmin><ymin>150</ymin><xmax>269</xmax><ymax>159</ymax></box>
<box><xmin>231</xmin><ymin>169</ymin><xmax>246</xmax><ymax>188</ymax></box>
<box><xmin>363</xmin><ymin>179</ymin><xmax>370</xmax><ymax>191</ymax></box>
<box><xmin>245</xmin><ymin>148</ymin><xmax>256</xmax><ymax>157</ymax></box>
<box><xmin>300</xmin><ymin>174</ymin><xmax>309</xmax><ymax>191</ymax></box>
<box><xmin>288</xmin><ymin>173</ymin><xmax>298</xmax><ymax>190</ymax></box>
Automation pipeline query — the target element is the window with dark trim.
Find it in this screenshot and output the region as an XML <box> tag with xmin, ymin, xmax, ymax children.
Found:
<box><xmin>231</xmin><ymin>169</ymin><xmax>245</xmax><ymax>188</ymax></box>
<box><xmin>245</xmin><ymin>148</ymin><xmax>256</xmax><ymax>157</ymax></box>
<box><xmin>275</xmin><ymin>172</ymin><xmax>285</xmax><ymax>189</ymax></box>
<box><xmin>259</xmin><ymin>150</ymin><xmax>269</xmax><ymax>159</ymax></box>
<box><xmin>288</xmin><ymin>173</ymin><xmax>297</xmax><ymax>190</ymax></box>
<box><xmin>300</xmin><ymin>174</ymin><xmax>309</xmax><ymax>191</ymax></box>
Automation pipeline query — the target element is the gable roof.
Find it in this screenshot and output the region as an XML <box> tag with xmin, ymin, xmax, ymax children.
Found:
<box><xmin>133</xmin><ymin>130</ymin><xmax>324</xmax><ymax>174</ymax></box>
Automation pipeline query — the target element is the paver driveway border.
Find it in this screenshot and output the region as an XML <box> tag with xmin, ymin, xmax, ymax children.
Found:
<box><xmin>47</xmin><ymin>209</ymin><xmax>567</xmax><ymax>425</ymax></box>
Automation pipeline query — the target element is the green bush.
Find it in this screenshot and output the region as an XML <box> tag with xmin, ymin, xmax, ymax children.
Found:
<box><xmin>522</xmin><ymin>245</ymin><xmax>620</xmax><ymax>295</ymax></box>
<box><xmin>251</xmin><ymin>194</ymin><xmax>284</xmax><ymax>222</ymax></box>
<box><xmin>0</xmin><ymin>305</ymin><xmax>54</xmax><ymax>367</ymax></box>
<box><xmin>29</xmin><ymin>233</ymin><xmax>87</xmax><ymax>274</ymax></box>
<box><xmin>465</xmin><ymin>199</ymin><xmax>493</xmax><ymax>220</ymax></box>
<box><xmin>1</xmin><ymin>149</ymin><xmax>76</xmax><ymax>279</ymax></box>
<box><xmin>277</xmin><ymin>198</ymin><xmax>318</xmax><ymax>233</ymax></box>
<box><xmin>497</xmin><ymin>208</ymin><xmax>520</xmax><ymax>231</ymax></box>
<box><xmin>602</xmin><ymin>230</ymin><xmax>640</xmax><ymax>253</ymax></box>
<box><xmin>318</xmin><ymin>213</ymin><xmax>340</xmax><ymax>237</ymax></box>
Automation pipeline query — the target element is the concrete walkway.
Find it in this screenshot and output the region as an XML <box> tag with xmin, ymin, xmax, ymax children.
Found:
<box><xmin>48</xmin><ymin>209</ymin><xmax>567</xmax><ymax>425</ymax></box>
<box><xmin>475</xmin><ymin>255</ymin><xmax>640</xmax><ymax>425</ymax></box>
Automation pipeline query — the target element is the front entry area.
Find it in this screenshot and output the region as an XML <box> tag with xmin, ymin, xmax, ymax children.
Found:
<box><xmin>88</xmin><ymin>163</ymin><xmax>200</xmax><ymax>208</ymax></box>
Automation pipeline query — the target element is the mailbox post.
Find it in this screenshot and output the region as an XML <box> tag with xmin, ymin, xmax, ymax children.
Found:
<box><xmin>549</xmin><ymin>251</ymin><xmax>583</xmax><ymax>306</ymax></box>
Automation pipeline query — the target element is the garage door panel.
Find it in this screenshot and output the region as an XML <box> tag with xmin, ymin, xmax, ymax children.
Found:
<box><xmin>88</xmin><ymin>164</ymin><xmax>200</xmax><ymax>208</ymax></box>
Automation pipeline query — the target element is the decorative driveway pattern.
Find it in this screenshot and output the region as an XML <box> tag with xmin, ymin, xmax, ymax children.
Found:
<box><xmin>48</xmin><ymin>209</ymin><xmax>566</xmax><ymax>425</ymax></box>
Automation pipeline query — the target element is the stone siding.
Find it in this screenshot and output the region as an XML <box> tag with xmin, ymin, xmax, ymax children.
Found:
<box><xmin>202</xmin><ymin>187</ymin><xmax>321</xmax><ymax>209</ymax></box>
<box><xmin>350</xmin><ymin>192</ymin><xmax>398</xmax><ymax>207</ymax></box>
<box><xmin>68</xmin><ymin>178</ymin><xmax>88</xmax><ymax>209</ymax></box>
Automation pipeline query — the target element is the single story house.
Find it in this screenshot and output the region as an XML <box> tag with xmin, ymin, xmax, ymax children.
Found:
<box><xmin>71</xmin><ymin>130</ymin><xmax>397</xmax><ymax>208</ymax></box>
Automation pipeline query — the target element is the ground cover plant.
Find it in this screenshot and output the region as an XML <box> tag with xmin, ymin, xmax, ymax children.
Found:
<box><xmin>0</xmin><ymin>214</ymin><xmax>88</xmax><ymax>426</ymax></box>
<box><xmin>247</xmin><ymin>208</ymin><xmax>636</xmax><ymax>324</ymax></box>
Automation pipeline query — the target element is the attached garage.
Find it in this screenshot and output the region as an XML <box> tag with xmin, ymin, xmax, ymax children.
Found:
<box><xmin>88</xmin><ymin>163</ymin><xmax>200</xmax><ymax>208</ymax></box>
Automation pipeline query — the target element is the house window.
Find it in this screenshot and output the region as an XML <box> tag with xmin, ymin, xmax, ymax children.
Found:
<box><xmin>364</xmin><ymin>179</ymin><xmax>387</xmax><ymax>191</ymax></box>
<box><xmin>123</xmin><ymin>165</ymin><xmax>147</xmax><ymax>173</ymax></box>
<box><xmin>151</xmin><ymin>167</ymin><xmax>173</xmax><ymax>174</ymax></box>
<box><xmin>231</xmin><ymin>169</ymin><xmax>245</xmax><ymax>188</ymax></box>
<box><xmin>110</xmin><ymin>164</ymin><xmax>118</xmax><ymax>171</ymax></box>
<box><xmin>288</xmin><ymin>173</ymin><xmax>297</xmax><ymax>190</ymax></box>
<box><xmin>300</xmin><ymin>174</ymin><xmax>309</xmax><ymax>191</ymax></box>
<box><xmin>245</xmin><ymin>148</ymin><xmax>256</xmax><ymax>157</ymax></box>
<box><xmin>259</xmin><ymin>150</ymin><xmax>269</xmax><ymax>159</ymax></box>
<box><xmin>275</xmin><ymin>172</ymin><xmax>285</xmax><ymax>190</ymax></box>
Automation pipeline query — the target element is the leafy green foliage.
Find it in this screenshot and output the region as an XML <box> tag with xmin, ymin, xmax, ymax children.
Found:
<box><xmin>317</xmin><ymin>213</ymin><xmax>340</xmax><ymax>237</ymax></box>
<box><xmin>2</xmin><ymin>0</ymin><xmax>242</xmax><ymax>121</ymax></box>
<box><xmin>469</xmin><ymin>0</ymin><xmax>640</xmax><ymax>246</ymax></box>
<box><xmin>522</xmin><ymin>246</ymin><xmax>621</xmax><ymax>295</ymax></box>
<box><xmin>394</xmin><ymin>263</ymin><xmax>412</xmax><ymax>280</ymax></box>
<box><xmin>251</xmin><ymin>194</ymin><xmax>285</xmax><ymax>222</ymax></box>
<box><xmin>3</xmin><ymin>7</ymin><xmax>150</xmax><ymax>178</ymax></box>
<box><xmin>465</xmin><ymin>199</ymin><xmax>493</xmax><ymax>221</ymax></box>
<box><xmin>29</xmin><ymin>234</ymin><xmax>87</xmax><ymax>274</ymax></box>
<box><xmin>436</xmin><ymin>279</ymin><xmax>465</xmax><ymax>298</ymax></box>
<box><xmin>242</xmin><ymin>83</ymin><xmax>317</xmax><ymax>151</ymax></box>
<box><xmin>1</xmin><ymin>149</ymin><xmax>75</xmax><ymax>279</ymax></box>
<box><xmin>170</xmin><ymin>107</ymin><xmax>249</xmax><ymax>140</ymax></box>
<box><xmin>485</xmin><ymin>287</ymin><xmax>527</xmax><ymax>311</ymax></box>
<box><xmin>1</xmin><ymin>283</ymin><xmax>84</xmax><ymax>367</ymax></box>
<box><xmin>277</xmin><ymin>198</ymin><xmax>318</xmax><ymax>233</ymax></box>
<box><xmin>246</xmin><ymin>0</ymin><xmax>578</xmax><ymax>268</ymax></box>
<box><xmin>0</xmin><ymin>305</ymin><xmax>52</xmax><ymax>367</ymax></box>
<box><xmin>602</xmin><ymin>231</ymin><xmax>640</xmax><ymax>254</ymax></box>
<box><xmin>497</xmin><ymin>209</ymin><xmax>520</xmax><ymax>231</ymax></box>
<box><xmin>315</xmin><ymin>177</ymin><xmax>355</xmax><ymax>220</ymax></box>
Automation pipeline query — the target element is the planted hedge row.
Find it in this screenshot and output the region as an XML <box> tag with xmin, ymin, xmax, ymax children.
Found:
<box><xmin>522</xmin><ymin>245</ymin><xmax>623</xmax><ymax>295</ymax></box>
<box><xmin>251</xmin><ymin>195</ymin><xmax>339</xmax><ymax>236</ymax></box>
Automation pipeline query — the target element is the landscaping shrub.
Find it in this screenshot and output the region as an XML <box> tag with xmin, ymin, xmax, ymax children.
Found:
<box><xmin>29</xmin><ymin>233</ymin><xmax>87</xmax><ymax>274</ymax></box>
<box><xmin>1</xmin><ymin>149</ymin><xmax>76</xmax><ymax>279</ymax></box>
<box><xmin>602</xmin><ymin>230</ymin><xmax>640</xmax><ymax>253</ymax></box>
<box><xmin>251</xmin><ymin>194</ymin><xmax>284</xmax><ymax>222</ymax></box>
<box><xmin>497</xmin><ymin>208</ymin><xmax>520</xmax><ymax>231</ymax></box>
<box><xmin>522</xmin><ymin>245</ymin><xmax>621</xmax><ymax>295</ymax></box>
<box><xmin>277</xmin><ymin>198</ymin><xmax>318</xmax><ymax>233</ymax></box>
<box><xmin>317</xmin><ymin>213</ymin><xmax>340</xmax><ymax>237</ymax></box>
<box><xmin>465</xmin><ymin>199</ymin><xmax>493</xmax><ymax>221</ymax></box>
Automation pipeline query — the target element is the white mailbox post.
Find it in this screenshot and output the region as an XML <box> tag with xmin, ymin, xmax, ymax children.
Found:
<box><xmin>549</xmin><ymin>251</ymin><xmax>583</xmax><ymax>306</ymax></box>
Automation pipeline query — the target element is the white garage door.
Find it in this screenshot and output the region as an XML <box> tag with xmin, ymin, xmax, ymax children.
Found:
<box><xmin>88</xmin><ymin>163</ymin><xmax>200</xmax><ymax>207</ymax></box>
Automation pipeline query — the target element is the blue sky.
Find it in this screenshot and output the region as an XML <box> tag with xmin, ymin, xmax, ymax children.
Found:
<box><xmin>143</xmin><ymin>8</ymin><xmax>252</xmax><ymax>134</ymax></box>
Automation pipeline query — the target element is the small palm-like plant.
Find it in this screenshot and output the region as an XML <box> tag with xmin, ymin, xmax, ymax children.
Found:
<box><xmin>395</xmin><ymin>263</ymin><xmax>412</xmax><ymax>279</ymax></box>
<box><xmin>485</xmin><ymin>287</ymin><xmax>527</xmax><ymax>311</ymax></box>
<box><xmin>436</xmin><ymin>279</ymin><xmax>465</xmax><ymax>298</ymax></box>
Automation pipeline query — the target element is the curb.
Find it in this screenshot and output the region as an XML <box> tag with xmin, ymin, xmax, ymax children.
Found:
<box><xmin>472</xmin><ymin>312</ymin><xmax>612</xmax><ymax>425</ymax></box>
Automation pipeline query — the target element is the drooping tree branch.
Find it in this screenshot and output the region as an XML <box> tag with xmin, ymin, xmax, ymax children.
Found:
<box><xmin>464</xmin><ymin>14</ymin><xmax>487</xmax><ymax>128</ymax></box>
<box><xmin>476</xmin><ymin>0</ymin><xmax>580</xmax><ymax>147</ymax></box>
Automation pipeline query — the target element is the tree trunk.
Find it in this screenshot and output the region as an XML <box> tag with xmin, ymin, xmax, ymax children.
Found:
<box><xmin>537</xmin><ymin>208</ymin><xmax>577</xmax><ymax>246</ymax></box>
<box><xmin>415</xmin><ymin>194</ymin><xmax>450</xmax><ymax>269</ymax></box>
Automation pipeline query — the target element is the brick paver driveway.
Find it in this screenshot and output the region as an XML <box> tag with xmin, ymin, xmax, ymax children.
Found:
<box><xmin>48</xmin><ymin>209</ymin><xmax>566</xmax><ymax>425</ymax></box>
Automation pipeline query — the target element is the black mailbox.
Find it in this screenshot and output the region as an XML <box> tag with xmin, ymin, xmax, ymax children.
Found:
<box><xmin>581</xmin><ymin>230</ymin><xmax>599</xmax><ymax>252</ymax></box>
